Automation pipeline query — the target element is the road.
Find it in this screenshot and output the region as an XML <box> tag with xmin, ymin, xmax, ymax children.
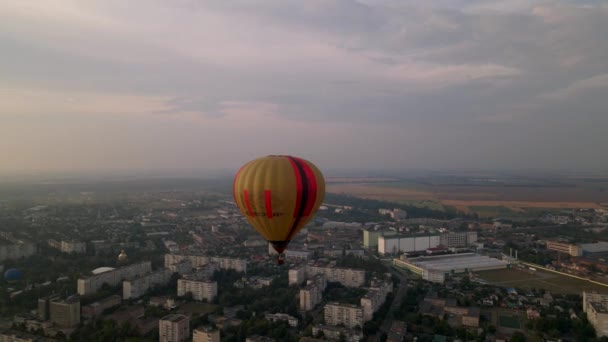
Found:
<box><xmin>365</xmin><ymin>249</ymin><xmax>409</xmax><ymax>340</ymax></box>
<box><xmin>379</xmin><ymin>260</ymin><xmax>408</xmax><ymax>335</ymax></box>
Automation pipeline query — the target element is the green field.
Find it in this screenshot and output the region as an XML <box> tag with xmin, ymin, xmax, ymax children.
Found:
<box><xmin>469</xmin><ymin>206</ymin><xmax>516</xmax><ymax>217</ymax></box>
<box><xmin>477</xmin><ymin>268</ymin><xmax>608</xmax><ymax>295</ymax></box>
<box><xmin>499</xmin><ymin>314</ymin><xmax>521</xmax><ymax>329</ymax></box>
<box><xmin>399</xmin><ymin>199</ymin><xmax>446</xmax><ymax>211</ymax></box>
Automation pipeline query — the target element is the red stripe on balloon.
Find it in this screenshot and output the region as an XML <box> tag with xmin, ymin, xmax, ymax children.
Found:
<box><xmin>296</xmin><ymin>158</ymin><xmax>318</xmax><ymax>216</ymax></box>
<box><xmin>232</xmin><ymin>163</ymin><xmax>248</xmax><ymax>202</ymax></box>
<box><xmin>243</xmin><ymin>190</ymin><xmax>254</xmax><ymax>217</ymax></box>
<box><xmin>265</xmin><ymin>190</ymin><xmax>273</xmax><ymax>219</ymax></box>
<box><xmin>288</xmin><ymin>157</ymin><xmax>303</xmax><ymax>218</ymax></box>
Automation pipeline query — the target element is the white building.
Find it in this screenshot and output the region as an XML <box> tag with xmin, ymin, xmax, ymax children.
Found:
<box><xmin>177</xmin><ymin>278</ymin><xmax>218</xmax><ymax>302</ymax></box>
<box><xmin>123</xmin><ymin>269</ymin><xmax>172</xmax><ymax>300</ymax></box>
<box><xmin>165</xmin><ymin>254</ymin><xmax>247</xmax><ymax>273</ymax></box>
<box><xmin>324</xmin><ymin>303</ymin><xmax>365</xmax><ymax>329</ymax></box>
<box><xmin>361</xmin><ymin>279</ymin><xmax>393</xmax><ymax>321</ymax></box>
<box><xmin>584</xmin><ymin>291</ymin><xmax>608</xmax><ymax>337</ymax></box>
<box><xmin>378</xmin><ymin>234</ymin><xmax>441</xmax><ymax>255</ymax></box>
<box><xmin>285</xmin><ymin>249</ymin><xmax>314</xmax><ymax>261</ymax></box>
<box><xmin>393</xmin><ymin>253</ymin><xmax>508</xmax><ymax>283</ymax></box>
<box><xmin>307</xmin><ymin>266</ymin><xmax>365</xmax><ymax>288</ymax></box>
<box><xmin>289</xmin><ymin>267</ymin><xmax>306</xmax><ymax>286</ymax></box>
<box><xmin>0</xmin><ymin>242</ymin><xmax>36</xmax><ymax>262</ymax></box>
<box><xmin>77</xmin><ymin>262</ymin><xmax>152</xmax><ymax>296</ymax></box>
<box><xmin>300</xmin><ymin>275</ymin><xmax>327</xmax><ymax>311</ymax></box>
<box><xmin>61</xmin><ymin>241</ymin><xmax>87</xmax><ymax>254</ymax></box>
<box><xmin>440</xmin><ymin>232</ymin><xmax>478</xmax><ymax>248</ymax></box>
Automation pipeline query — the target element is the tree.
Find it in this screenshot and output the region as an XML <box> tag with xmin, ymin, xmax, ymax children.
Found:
<box><xmin>510</xmin><ymin>332</ymin><xmax>526</xmax><ymax>342</ymax></box>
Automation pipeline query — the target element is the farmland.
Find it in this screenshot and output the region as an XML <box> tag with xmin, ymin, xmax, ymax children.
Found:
<box><xmin>325</xmin><ymin>175</ymin><xmax>608</xmax><ymax>215</ymax></box>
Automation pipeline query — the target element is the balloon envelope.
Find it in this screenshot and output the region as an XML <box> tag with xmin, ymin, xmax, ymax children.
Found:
<box><xmin>233</xmin><ymin>155</ymin><xmax>325</xmax><ymax>257</ymax></box>
<box><xmin>4</xmin><ymin>268</ymin><xmax>23</xmax><ymax>281</ymax></box>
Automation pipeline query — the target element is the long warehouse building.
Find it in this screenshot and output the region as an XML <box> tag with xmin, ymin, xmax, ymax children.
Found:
<box><xmin>378</xmin><ymin>234</ymin><xmax>441</xmax><ymax>255</ymax></box>
<box><xmin>393</xmin><ymin>253</ymin><xmax>508</xmax><ymax>283</ymax></box>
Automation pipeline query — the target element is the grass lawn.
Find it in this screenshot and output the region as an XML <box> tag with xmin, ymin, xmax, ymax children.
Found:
<box><xmin>477</xmin><ymin>268</ymin><xmax>608</xmax><ymax>295</ymax></box>
<box><xmin>499</xmin><ymin>314</ymin><xmax>521</xmax><ymax>329</ymax></box>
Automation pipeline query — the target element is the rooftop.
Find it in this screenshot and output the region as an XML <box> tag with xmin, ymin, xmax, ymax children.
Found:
<box><xmin>590</xmin><ymin>302</ymin><xmax>608</xmax><ymax>314</ymax></box>
<box><xmin>404</xmin><ymin>253</ymin><xmax>507</xmax><ymax>271</ymax></box>
<box><xmin>161</xmin><ymin>314</ymin><xmax>189</xmax><ymax>323</ymax></box>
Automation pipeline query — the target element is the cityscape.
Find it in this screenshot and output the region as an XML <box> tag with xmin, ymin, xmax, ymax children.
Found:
<box><xmin>1</xmin><ymin>175</ymin><xmax>608</xmax><ymax>341</ymax></box>
<box><xmin>2</xmin><ymin>0</ymin><xmax>608</xmax><ymax>341</ymax></box>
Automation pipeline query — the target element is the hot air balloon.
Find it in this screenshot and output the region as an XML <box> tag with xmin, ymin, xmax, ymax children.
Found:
<box><xmin>233</xmin><ymin>155</ymin><xmax>325</xmax><ymax>264</ymax></box>
<box><xmin>4</xmin><ymin>268</ymin><xmax>23</xmax><ymax>282</ymax></box>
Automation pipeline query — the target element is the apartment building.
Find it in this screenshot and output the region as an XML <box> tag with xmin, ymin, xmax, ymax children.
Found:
<box><xmin>193</xmin><ymin>326</ymin><xmax>220</xmax><ymax>342</ymax></box>
<box><xmin>300</xmin><ymin>275</ymin><xmax>327</xmax><ymax>311</ymax></box>
<box><xmin>177</xmin><ymin>278</ymin><xmax>218</xmax><ymax>302</ymax></box>
<box><xmin>164</xmin><ymin>254</ymin><xmax>247</xmax><ymax>273</ymax></box>
<box><xmin>77</xmin><ymin>261</ymin><xmax>152</xmax><ymax>295</ymax></box>
<box><xmin>159</xmin><ymin>314</ymin><xmax>190</xmax><ymax>342</ymax></box>
<box><xmin>584</xmin><ymin>291</ymin><xmax>608</xmax><ymax>337</ymax></box>
<box><xmin>324</xmin><ymin>302</ymin><xmax>364</xmax><ymax>329</ymax></box>
<box><xmin>361</xmin><ymin>279</ymin><xmax>393</xmax><ymax>321</ymax></box>
<box><xmin>0</xmin><ymin>242</ymin><xmax>36</xmax><ymax>262</ymax></box>
<box><xmin>49</xmin><ymin>295</ymin><xmax>80</xmax><ymax>328</ymax></box>
<box><xmin>307</xmin><ymin>266</ymin><xmax>365</xmax><ymax>288</ymax></box>
<box><xmin>288</xmin><ymin>267</ymin><xmax>306</xmax><ymax>286</ymax></box>
<box><xmin>123</xmin><ymin>269</ymin><xmax>172</xmax><ymax>300</ymax></box>
<box><xmin>167</xmin><ymin>260</ymin><xmax>192</xmax><ymax>275</ymax></box>
<box><xmin>440</xmin><ymin>231</ymin><xmax>478</xmax><ymax>248</ymax></box>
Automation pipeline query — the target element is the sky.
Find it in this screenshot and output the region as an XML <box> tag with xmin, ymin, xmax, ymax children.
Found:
<box><xmin>1</xmin><ymin>0</ymin><xmax>608</xmax><ymax>174</ymax></box>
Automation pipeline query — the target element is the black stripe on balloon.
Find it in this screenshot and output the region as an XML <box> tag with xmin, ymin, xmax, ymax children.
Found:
<box><xmin>285</xmin><ymin>156</ymin><xmax>309</xmax><ymax>242</ymax></box>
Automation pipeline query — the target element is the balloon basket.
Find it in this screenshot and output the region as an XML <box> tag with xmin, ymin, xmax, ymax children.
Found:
<box><xmin>276</xmin><ymin>253</ymin><xmax>285</xmax><ymax>265</ymax></box>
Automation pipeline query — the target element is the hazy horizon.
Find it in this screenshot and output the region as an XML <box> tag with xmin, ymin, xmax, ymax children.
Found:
<box><xmin>2</xmin><ymin>1</ymin><xmax>608</xmax><ymax>173</ymax></box>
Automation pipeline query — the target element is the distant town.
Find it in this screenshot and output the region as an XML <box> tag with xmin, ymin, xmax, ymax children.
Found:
<box><xmin>2</xmin><ymin>177</ymin><xmax>608</xmax><ymax>342</ymax></box>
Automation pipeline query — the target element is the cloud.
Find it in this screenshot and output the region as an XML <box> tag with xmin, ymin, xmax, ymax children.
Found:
<box><xmin>539</xmin><ymin>74</ymin><xmax>608</xmax><ymax>99</ymax></box>
<box><xmin>1</xmin><ymin>0</ymin><xmax>608</xmax><ymax>172</ymax></box>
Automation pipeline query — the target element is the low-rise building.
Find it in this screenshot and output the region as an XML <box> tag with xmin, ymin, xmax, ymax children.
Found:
<box><xmin>0</xmin><ymin>330</ymin><xmax>58</xmax><ymax>342</ymax></box>
<box><xmin>81</xmin><ymin>295</ymin><xmax>122</xmax><ymax>318</ymax></box>
<box><xmin>311</xmin><ymin>325</ymin><xmax>363</xmax><ymax>342</ymax></box>
<box><xmin>245</xmin><ymin>336</ymin><xmax>275</xmax><ymax>342</ymax></box>
<box><xmin>546</xmin><ymin>240</ymin><xmax>582</xmax><ymax>257</ymax></box>
<box><xmin>77</xmin><ymin>261</ymin><xmax>152</xmax><ymax>296</ymax></box>
<box><xmin>265</xmin><ymin>313</ymin><xmax>298</xmax><ymax>327</ymax></box>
